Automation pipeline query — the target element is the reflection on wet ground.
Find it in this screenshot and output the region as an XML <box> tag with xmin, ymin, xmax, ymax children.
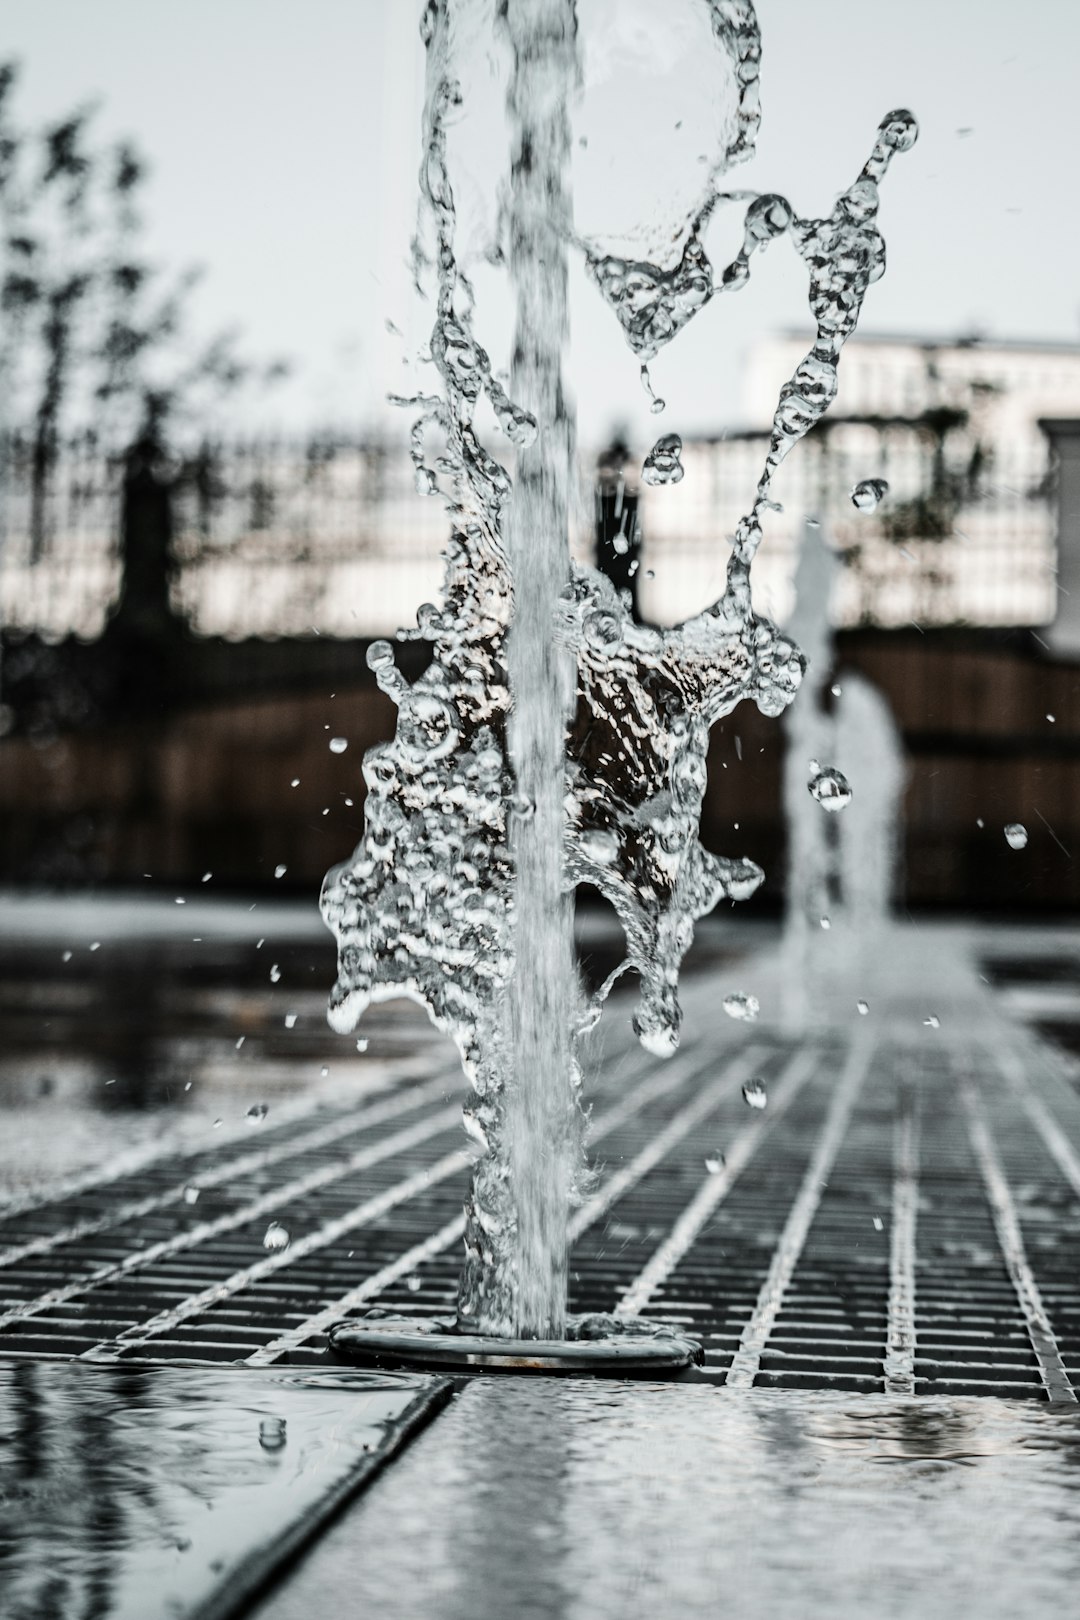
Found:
<box><xmin>0</xmin><ymin>894</ymin><xmax>738</xmax><ymax>1202</ymax></box>
<box><xmin>0</xmin><ymin>896</ymin><xmax>450</xmax><ymax>1201</ymax></box>
<box><xmin>0</xmin><ymin>1360</ymin><xmax>449</xmax><ymax>1620</ymax></box>
<box><xmin>254</xmin><ymin>1379</ymin><xmax>1080</xmax><ymax>1620</ymax></box>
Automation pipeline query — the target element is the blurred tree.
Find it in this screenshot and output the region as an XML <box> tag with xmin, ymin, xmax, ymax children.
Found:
<box><xmin>0</xmin><ymin>61</ymin><xmax>287</xmax><ymax>715</ymax></box>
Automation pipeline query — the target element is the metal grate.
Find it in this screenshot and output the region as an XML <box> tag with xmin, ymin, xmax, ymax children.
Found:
<box><xmin>2</xmin><ymin>1019</ymin><xmax>1079</xmax><ymax>1402</ymax></box>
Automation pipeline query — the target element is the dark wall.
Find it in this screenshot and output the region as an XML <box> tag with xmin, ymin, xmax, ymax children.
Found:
<box><xmin>1</xmin><ymin>632</ymin><xmax>1077</xmax><ymax>908</ymax></box>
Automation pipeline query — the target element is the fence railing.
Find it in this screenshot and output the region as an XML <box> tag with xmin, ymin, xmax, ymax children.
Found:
<box><xmin>0</xmin><ymin>424</ymin><xmax>1058</xmax><ymax>641</ymax></box>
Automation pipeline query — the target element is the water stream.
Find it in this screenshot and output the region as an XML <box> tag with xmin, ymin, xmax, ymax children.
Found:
<box><xmin>321</xmin><ymin>0</ymin><xmax>917</xmax><ymax>1338</ymax></box>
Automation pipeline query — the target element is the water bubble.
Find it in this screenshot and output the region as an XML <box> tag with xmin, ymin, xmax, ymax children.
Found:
<box><xmin>705</xmin><ymin>1152</ymin><xmax>725</xmax><ymax>1175</ymax></box>
<box><xmin>259</xmin><ymin>1417</ymin><xmax>287</xmax><ymax>1451</ymax></box>
<box><xmin>329</xmin><ymin>737</ymin><xmax>348</xmax><ymax>754</ymax></box>
<box><xmin>274</xmin><ymin>864</ymin><xmax>287</xmax><ymax>878</ymax></box>
<box><xmin>263</xmin><ymin>1222</ymin><xmax>290</xmax><ymax>1252</ymax></box>
<box><xmin>269</xmin><ymin>964</ymin><xmax>281</xmax><ymax>983</ymax></box>
<box><xmin>183</xmin><ymin>1185</ymin><xmax>200</xmax><ymax>1206</ymax></box>
<box><xmin>741</xmin><ymin>1078</ymin><xmax>768</xmax><ymax>1111</ymax></box>
<box><xmin>1004</xmin><ymin>822</ymin><xmax>1028</xmax><ymax>850</ymax></box>
<box><xmin>722</xmin><ymin>991</ymin><xmax>760</xmax><ymax>1022</ymax></box>
<box><xmin>246</xmin><ymin>1103</ymin><xmax>269</xmax><ymax>1122</ymax></box>
<box><xmin>641</xmin><ymin>433</ymin><xmax>684</xmax><ymax>486</ymax></box>
<box><xmin>851</xmin><ymin>478</ymin><xmax>889</xmax><ymax>511</ymax></box>
<box><xmin>807</xmin><ymin>761</ymin><xmax>852</xmax><ymax>812</ymax></box>
<box><xmin>284</xmin><ymin>1013</ymin><xmax>298</xmax><ymax>1029</ymax></box>
<box><xmin>857</xmin><ymin>999</ymin><xmax>869</xmax><ymax>1016</ymax></box>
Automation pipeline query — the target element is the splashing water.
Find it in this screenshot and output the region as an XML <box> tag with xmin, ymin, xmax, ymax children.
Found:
<box><xmin>321</xmin><ymin>0</ymin><xmax>916</xmax><ymax>1339</ymax></box>
<box><xmin>851</xmin><ymin>477</ymin><xmax>889</xmax><ymax>511</ymax></box>
<box><xmin>807</xmin><ymin>761</ymin><xmax>853</xmax><ymax>812</ymax></box>
<box><xmin>642</xmin><ymin>433</ymin><xmax>685</xmax><ymax>486</ymax></box>
<box><xmin>722</xmin><ymin>991</ymin><xmax>760</xmax><ymax>1022</ymax></box>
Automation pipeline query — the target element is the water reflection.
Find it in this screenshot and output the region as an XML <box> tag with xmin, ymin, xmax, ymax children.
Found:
<box><xmin>0</xmin><ymin>1360</ymin><xmax>446</xmax><ymax>1620</ymax></box>
<box><xmin>254</xmin><ymin>1382</ymin><xmax>1080</xmax><ymax>1620</ymax></box>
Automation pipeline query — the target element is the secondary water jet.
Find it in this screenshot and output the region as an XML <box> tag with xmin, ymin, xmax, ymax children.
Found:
<box><xmin>323</xmin><ymin>0</ymin><xmax>916</xmax><ymax>1373</ymax></box>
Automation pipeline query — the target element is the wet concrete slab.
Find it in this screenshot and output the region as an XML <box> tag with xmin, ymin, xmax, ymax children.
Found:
<box><xmin>253</xmin><ymin>1378</ymin><xmax>1080</xmax><ymax>1620</ymax></box>
<box><xmin>0</xmin><ymin>1359</ymin><xmax>450</xmax><ymax>1620</ymax></box>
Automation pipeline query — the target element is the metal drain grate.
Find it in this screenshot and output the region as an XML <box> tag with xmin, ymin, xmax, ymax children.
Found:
<box><xmin>2</xmin><ymin>1022</ymin><xmax>1079</xmax><ymax>1402</ymax></box>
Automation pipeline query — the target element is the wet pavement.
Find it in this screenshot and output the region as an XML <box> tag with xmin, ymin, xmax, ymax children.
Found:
<box><xmin>0</xmin><ymin>1359</ymin><xmax>449</xmax><ymax>1620</ymax></box>
<box><xmin>253</xmin><ymin>1379</ymin><xmax>1080</xmax><ymax>1620</ymax></box>
<box><xmin>2</xmin><ymin>896</ymin><xmax>1080</xmax><ymax>1617</ymax></box>
<box><xmin>0</xmin><ymin>892</ymin><xmax>449</xmax><ymax>1201</ymax></box>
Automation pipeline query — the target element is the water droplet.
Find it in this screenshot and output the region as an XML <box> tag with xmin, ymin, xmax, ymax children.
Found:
<box><xmin>329</xmin><ymin>737</ymin><xmax>348</xmax><ymax>754</ymax></box>
<box><xmin>830</xmin><ymin>683</ymin><xmax>842</xmax><ymax>698</ymax></box>
<box><xmin>247</xmin><ymin>1103</ymin><xmax>269</xmax><ymax>1122</ymax></box>
<box><xmin>819</xmin><ymin>916</ymin><xmax>831</xmax><ymax>931</ymax></box>
<box><xmin>1047</xmin><ymin>714</ymin><xmax>1056</xmax><ymax>723</ymax></box>
<box><xmin>976</xmin><ymin>818</ymin><xmax>985</xmax><ymax>828</ymax></box>
<box><xmin>851</xmin><ymin>477</ymin><xmax>888</xmax><ymax>511</ymax></box>
<box><xmin>405</xmin><ymin>1274</ymin><xmax>423</xmax><ymax>1293</ymax></box>
<box><xmin>872</xmin><ymin>1215</ymin><xmax>884</xmax><ymax>1232</ymax></box>
<box><xmin>284</xmin><ymin>1013</ymin><xmax>298</xmax><ymax>1029</ymax></box>
<box><xmin>857</xmin><ymin>999</ymin><xmax>869</xmax><ymax>1016</ymax></box>
<box><xmin>263</xmin><ymin>1222</ymin><xmax>290</xmax><ymax>1252</ymax></box>
<box><xmin>201</xmin><ymin>872</ymin><xmax>212</xmax><ymax>883</ymax></box>
<box><xmin>642</xmin><ymin>433</ymin><xmax>684</xmax><ymax>486</ymax></box>
<box><xmin>175</xmin><ymin>897</ymin><xmax>186</xmax><ymax>906</ymax></box>
<box><xmin>722</xmin><ymin>991</ymin><xmax>760</xmax><ymax>1022</ymax></box>
<box><xmin>274</xmin><ymin>864</ymin><xmax>288</xmax><ymax>878</ymax></box>
<box><xmin>923</xmin><ymin>1014</ymin><xmax>940</xmax><ymax>1029</ymax></box>
<box><xmin>808</xmin><ymin>762</ymin><xmax>852</xmax><ymax>812</ymax></box>
<box><xmin>235</xmin><ymin>1036</ymin><xmax>245</xmax><ymax>1050</ymax></box>
<box><xmin>320</xmin><ymin>1065</ymin><xmax>329</xmax><ymax>1077</ymax></box>
<box><xmin>705</xmin><ymin>1152</ymin><xmax>725</xmax><ymax>1175</ymax></box>
<box><xmin>89</xmin><ymin>941</ymin><xmax>101</xmax><ymax>951</ymax></box>
<box><xmin>259</xmin><ymin>1416</ymin><xmax>287</xmax><ymax>1450</ymax></box>
<box><xmin>1004</xmin><ymin>822</ymin><xmax>1028</xmax><ymax>850</ymax></box>
<box><xmin>269</xmin><ymin>964</ymin><xmax>281</xmax><ymax>983</ymax></box>
<box><xmin>742</xmin><ymin>1078</ymin><xmax>768</xmax><ymax>1111</ymax></box>
<box><xmin>290</xmin><ymin>778</ymin><xmax>300</xmax><ymax>788</ymax></box>
<box><xmin>879</xmin><ymin>107</ymin><xmax>919</xmax><ymax>152</ymax></box>
<box><xmin>183</xmin><ymin>1185</ymin><xmax>200</xmax><ymax>1205</ymax></box>
<box><xmin>356</xmin><ymin>1037</ymin><xmax>369</xmax><ymax>1053</ymax></box>
<box><xmin>61</xmin><ymin>950</ymin><xmax>72</xmax><ymax>962</ymax></box>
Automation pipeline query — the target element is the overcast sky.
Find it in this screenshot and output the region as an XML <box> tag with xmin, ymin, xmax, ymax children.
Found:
<box><xmin>4</xmin><ymin>0</ymin><xmax>1077</xmax><ymax>445</ymax></box>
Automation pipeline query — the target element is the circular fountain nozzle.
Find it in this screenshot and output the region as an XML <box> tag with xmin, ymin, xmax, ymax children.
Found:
<box><xmin>327</xmin><ymin>1313</ymin><xmax>702</xmax><ymax>1376</ymax></box>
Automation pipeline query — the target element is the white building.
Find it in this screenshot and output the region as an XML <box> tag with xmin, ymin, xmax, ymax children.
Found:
<box><xmin>639</xmin><ymin>333</ymin><xmax>1080</xmax><ymax>635</ymax></box>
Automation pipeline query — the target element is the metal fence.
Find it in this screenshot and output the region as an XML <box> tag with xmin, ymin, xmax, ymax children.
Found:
<box><xmin>0</xmin><ymin>423</ymin><xmax>1058</xmax><ymax>641</ymax></box>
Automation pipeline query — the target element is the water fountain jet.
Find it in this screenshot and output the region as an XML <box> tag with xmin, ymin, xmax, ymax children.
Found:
<box><xmin>324</xmin><ymin>0</ymin><xmax>916</xmax><ymax>1374</ymax></box>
